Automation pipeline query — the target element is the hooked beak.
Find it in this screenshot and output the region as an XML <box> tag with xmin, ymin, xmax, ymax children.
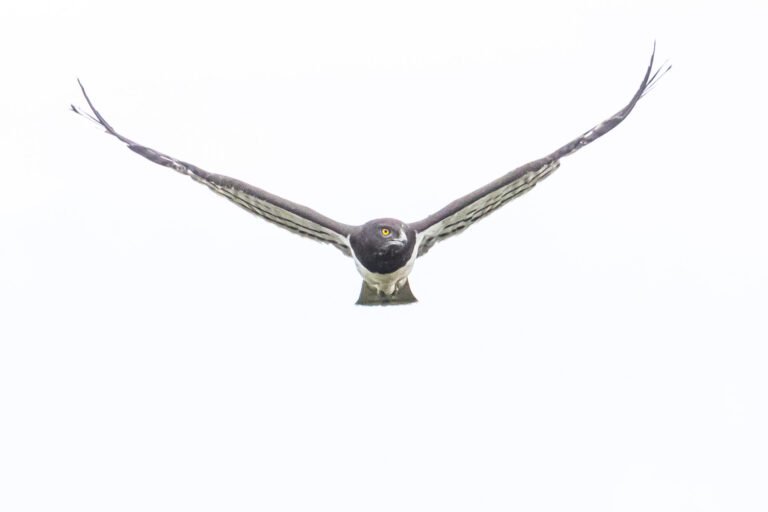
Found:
<box><xmin>386</xmin><ymin>230</ymin><xmax>408</xmax><ymax>247</ymax></box>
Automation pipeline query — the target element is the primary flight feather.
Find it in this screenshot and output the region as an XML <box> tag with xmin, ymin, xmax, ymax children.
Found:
<box><xmin>72</xmin><ymin>45</ymin><xmax>668</xmax><ymax>305</ymax></box>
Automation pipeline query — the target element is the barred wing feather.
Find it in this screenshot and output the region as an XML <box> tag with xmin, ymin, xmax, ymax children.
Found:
<box><xmin>71</xmin><ymin>81</ymin><xmax>354</xmax><ymax>256</ymax></box>
<box><xmin>412</xmin><ymin>45</ymin><xmax>669</xmax><ymax>257</ymax></box>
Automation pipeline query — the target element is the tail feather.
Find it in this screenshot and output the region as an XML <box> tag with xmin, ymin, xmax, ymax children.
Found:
<box><xmin>356</xmin><ymin>280</ymin><xmax>418</xmax><ymax>306</ymax></box>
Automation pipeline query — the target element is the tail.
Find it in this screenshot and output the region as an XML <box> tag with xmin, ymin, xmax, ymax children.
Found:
<box><xmin>356</xmin><ymin>280</ymin><xmax>418</xmax><ymax>306</ymax></box>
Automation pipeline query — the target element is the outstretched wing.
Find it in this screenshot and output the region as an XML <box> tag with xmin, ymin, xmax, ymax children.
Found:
<box><xmin>72</xmin><ymin>81</ymin><xmax>355</xmax><ymax>256</ymax></box>
<box><xmin>411</xmin><ymin>45</ymin><xmax>669</xmax><ymax>257</ymax></box>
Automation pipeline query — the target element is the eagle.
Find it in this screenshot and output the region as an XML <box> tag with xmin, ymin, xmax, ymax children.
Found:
<box><xmin>72</xmin><ymin>46</ymin><xmax>668</xmax><ymax>305</ymax></box>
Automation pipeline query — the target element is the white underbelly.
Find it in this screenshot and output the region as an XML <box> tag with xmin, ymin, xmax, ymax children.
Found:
<box><xmin>352</xmin><ymin>245</ymin><xmax>418</xmax><ymax>295</ymax></box>
<box><xmin>353</xmin><ymin>260</ymin><xmax>413</xmax><ymax>295</ymax></box>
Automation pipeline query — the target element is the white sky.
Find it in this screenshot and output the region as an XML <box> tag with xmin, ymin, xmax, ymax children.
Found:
<box><xmin>2</xmin><ymin>1</ymin><xmax>767</xmax><ymax>511</ymax></box>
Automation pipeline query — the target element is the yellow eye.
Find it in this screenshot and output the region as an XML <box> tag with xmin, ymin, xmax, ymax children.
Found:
<box><xmin>380</xmin><ymin>228</ymin><xmax>391</xmax><ymax>237</ymax></box>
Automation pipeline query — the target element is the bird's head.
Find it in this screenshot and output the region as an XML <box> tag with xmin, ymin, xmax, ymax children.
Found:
<box><xmin>349</xmin><ymin>218</ymin><xmax>416</xmax><ymax>274</ymax></box>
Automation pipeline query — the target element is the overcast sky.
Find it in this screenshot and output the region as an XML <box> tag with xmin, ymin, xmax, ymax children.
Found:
<box><xmin>2</xmin><ymin>1</ymin><xmax>767</xmax><ymax>511</ymax></box>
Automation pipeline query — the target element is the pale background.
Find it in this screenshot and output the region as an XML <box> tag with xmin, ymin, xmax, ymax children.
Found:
<box><xmin>1</xmin><ymin>1</ymin><xmax>767</xmax><ymax>511</ymax></box>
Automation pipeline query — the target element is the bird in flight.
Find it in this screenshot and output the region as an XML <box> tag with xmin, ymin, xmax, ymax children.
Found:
<box><xmin>72</xmin><ymin>46</ymin><xmax>668</xmax><ymax>305</ymax></box>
